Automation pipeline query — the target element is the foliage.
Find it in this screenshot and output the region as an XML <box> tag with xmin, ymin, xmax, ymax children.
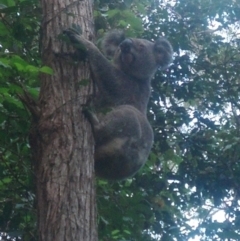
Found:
<box><xmin>0</xmin><ymin>0</ymin><xmax>41</xmax><ymax>240</ymax></box>
<box><xmin>1</xmin><ymin>0</ymin><xmax>240</xmax><ymax>240</ymax></box>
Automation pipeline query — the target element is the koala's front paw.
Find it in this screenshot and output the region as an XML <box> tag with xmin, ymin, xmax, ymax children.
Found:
<box><xmin>63</xmin><ymin>26</ymin><xmax>89</xmax><ymax>53</ymax></box>
<box><xmin>63</xmin><ymin>28</ymin><xmax>81</xmax><ymax>44</ymax></box>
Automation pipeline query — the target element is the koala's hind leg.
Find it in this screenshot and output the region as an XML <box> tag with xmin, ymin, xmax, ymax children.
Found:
<box><xmin>93</xmin><ymin>105</ymin><xmax>153</xmax><ymax>180</ymax></box>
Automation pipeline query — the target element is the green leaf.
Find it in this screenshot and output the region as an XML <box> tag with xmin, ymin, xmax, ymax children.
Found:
<box><xmin>7</xmin><ymin>0</ymin><xmax>15</xmax><ymax>7</ymax></box>
<box><xmin>14</xmin><ymin>62</ymin><xmax>25</xmax><ymax>71</ymax></box>
<box><xmin>122</xmin><ymin>10</ymin><xmax>143</xmax><ymax>31</ymax></box>
<box><xmin>107</xmin><ymin>9</ymin><xmax>120</xmax><ymax>18</ymax></box>
<box><xmin>0</xmin><ymin>60</ymin><xmax>10</xmax><ymax>68</ymax></box>
<box><xmin>111</xmin><ymin>230</ymin><xmax>120</xmax><ymax>235</ymax></box>
<box><xmin>123</xmin><ymin>229</ymin><xmax>131</xmax><ymax>234</ymax></box>
<box><xmin>26</xmin><ymin>65</ymin><xmax>39</xmax><ymax>73</ymax></box>
<box><xmin>40</xmin><ymin>66</ymin><xmax>53</xmax><ymax>75</ymax></box>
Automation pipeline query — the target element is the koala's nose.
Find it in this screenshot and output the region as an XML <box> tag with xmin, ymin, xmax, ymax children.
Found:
<box><xmin>120</xmin><ymin>39</ymin><xmax>133</xmax><ymax>53</ymax></box>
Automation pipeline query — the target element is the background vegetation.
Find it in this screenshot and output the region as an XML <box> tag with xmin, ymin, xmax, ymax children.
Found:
<box><xmin>0</xmin><ymin>0</ymin><xmax>240</xmax><ymax>240</ymax></box>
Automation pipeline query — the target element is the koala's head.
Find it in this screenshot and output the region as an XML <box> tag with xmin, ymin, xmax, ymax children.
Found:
<box><xmin>102</xmin><ymin>30</ymin><xmax>173</xmax><ymax>80</ymax></box>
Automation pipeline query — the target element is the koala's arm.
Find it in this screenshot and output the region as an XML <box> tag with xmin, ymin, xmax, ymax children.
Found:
<box><xmin>64</xmin><ymin>28</ymin><xmax>122</xmax><ymax>93</ymax></box>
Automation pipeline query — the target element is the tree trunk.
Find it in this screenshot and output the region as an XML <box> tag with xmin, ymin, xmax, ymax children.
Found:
<box><xmin>33</xmin><ymin>0</ymin><xmax>97</xmax><ymax>240</ymax></box>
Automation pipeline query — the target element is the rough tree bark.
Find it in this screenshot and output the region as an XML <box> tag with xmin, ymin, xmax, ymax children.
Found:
<box><xmin>31</xmin><ymin>0</ymin><xmax>97</xmax><ymax>240</ymax></box>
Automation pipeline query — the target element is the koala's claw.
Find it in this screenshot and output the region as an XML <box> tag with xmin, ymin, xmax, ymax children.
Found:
<box><xmin>63</xmin><ymin>28</ymin><xmax>80</xmax><ymax>42</ymax></box>
<box><xmin>63</xmin><ymin>28</ymin><xmax>78</xmax><ymax>36</ymax></box>
<box><xmin>63</xmin><ymin>27</ymin><xmax>88</xmax><ymax>52</ymax></box>
<box><xmin>64</xmin><ymin>24</ymin><xmax>82</xmax><ymax>35</ymax></box>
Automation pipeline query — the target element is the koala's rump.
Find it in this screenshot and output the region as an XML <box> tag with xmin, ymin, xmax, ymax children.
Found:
<box><xmin>94</xmin><ymin>105</ymin><xmax>153</xmax><ymax>180</ymax></box>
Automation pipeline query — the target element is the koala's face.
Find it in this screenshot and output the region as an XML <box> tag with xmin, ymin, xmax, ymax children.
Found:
<box><xmin>113</xmin><ymin>37</ymin><xmax>172</xmax><ymax>80</ymax></box>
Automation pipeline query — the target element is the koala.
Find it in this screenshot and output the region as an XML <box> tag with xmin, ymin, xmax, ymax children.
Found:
<box><xmin>64</xmin><ymin>28</ymin><xmax>173</xmax><ymax>180</ymax></box>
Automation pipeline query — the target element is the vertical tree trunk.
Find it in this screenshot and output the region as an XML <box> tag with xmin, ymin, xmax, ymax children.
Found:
<box><xmin>33</xmin><ymin>0</ymin><xmax>97</xmax><ymax>240</ymax></box>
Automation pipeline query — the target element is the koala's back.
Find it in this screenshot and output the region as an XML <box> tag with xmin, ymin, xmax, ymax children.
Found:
<box><xmin>94</xmin><ymin>105</ymin><xmax>153</xmax><ymax>180</ymax></box>
<box><xmin>94</xmin><ymin>69</ymin><xmax>151</xmax><ymax>114</ymax></box>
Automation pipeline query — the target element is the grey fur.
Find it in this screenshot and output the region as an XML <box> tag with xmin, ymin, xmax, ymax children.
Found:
<box><xmin>64</xmin><ymin>28</ymin><xmax>173</xmax><ymax>180</ymax></box>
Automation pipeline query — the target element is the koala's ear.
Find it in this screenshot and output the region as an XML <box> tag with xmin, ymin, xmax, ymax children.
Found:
<box><xmin>154</xmin><ymin>38</ymin><xmax>173</xmax><ymax>69</ymax></box>
<box><xmin>101</xmin><ymin>30</ymin><xmax>125</xmax><ymax>59</ymax></box>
